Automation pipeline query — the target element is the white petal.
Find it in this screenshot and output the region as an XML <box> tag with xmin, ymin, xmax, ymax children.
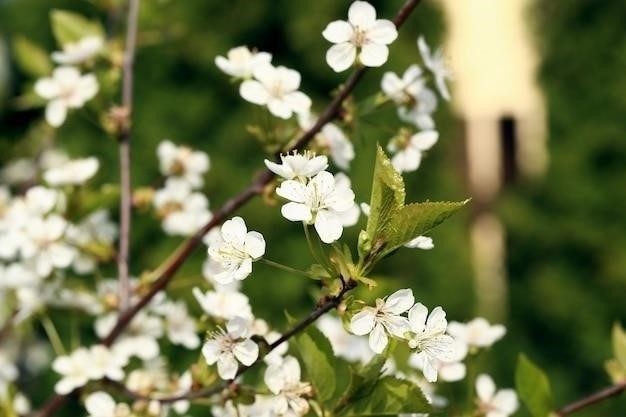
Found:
<box><xmin>45</xmin><ymin>100</ymin><xmax>68</xmax><ymax>127</ymax></box>
<box><xmin>381</xmin><ymin>315</ymin><xmax>410</xmax><ymax>338</ymax></box>
<box><xmin>408</xmin><ymin>303</ymin><xmax>428</xmax><ymax>333</ymax></box>
<box><xmin>348</xmin><ymin>1</ymin><xmax>377</xmax><ymax>28</ymax></box>
<box><xmin>221</xmin><ymin>217</ymin><xmax>247</xmax><ymax>245</ymax></box>
<box><xmin>283</xmin><ymin>91</ymin><xmax>312</xmax><ymax>115</ymax></box>
<box><xmin>239</xmin><ymin>80</ymin><xmax>269</xmax><ymax>105</ymax></box>
<box><xmin>217</xmin><ymin>353</ymin><xmax>238</xmax><ymax>380</ymax></box>
<box><xmin>359</xmin><ymin>43</ymin><xmax>389</xmax><ymax>67</ymax></box>
<box><xmin>244</xmin><ymin>231</ymin><xmax>265</xmax><ymax>259</ymax></box>
<box><xmin>476</xmin><ymin>374</ymin><xmax>496</xmax><ymax>402</ymax></box>
<box><xmin>265</xmin><ymin>159</ymin><xmax>293</xmax><ymax>179</ymax></box>
<box><xmin>421</xmin><ymin>356</ymin><xmax>438</xmax><ymax>382</ymax></box>
<box><xmin>233</xmin><ymin>339</ymin><xmax>259</xmax><ymax>366</ymax></box>
<box><xmin>281</xmin><ymin>202</ymin><xmax>312</xmax><ymax>222</ymax></box>
<box><xmin>314</xmin><ymin>210</ymin><xmax>343</xmax><ymax>243</ymax></box>
<box><xmin>412</xmin><ymin>130</ymin><xmax>438</xmax><ymax>151</ymax></box>
<box><xmin>492</xmin><ymin>389</ymin><xmax>519</xmax><ymax>414</ymax></box>
<box><xmin>350</xmin><ymin>309</ymin><xmax>376</xmax><ymax>335</ymax></box>
<box><xmin>435</xmin><ymin>75</ymin><xmax>451</xmax><ymax>101</ymax></box>
<box><xmin>326</xmin><ymin>43</ymin><xmax>357</xmax><ymax>72</ymax></box>
<box><xmin>381</xmin><ymin>72</ymin><xmax>403</xmax><ymax>97</ymax></box>
<box><xmin>322</xmin><ymin>20</ymin><xmax>354</xmax><ymax>43</ymax></box>
<box><xmin>439</xmin><ymin>362</ymin><xmax>466</xmax><ymax>382</ymax></box>
<box><xmin>85</xmin><ymin>392</ymin><xmax>116</xmax><ymax>416</ymax></box>
<box><xmin>368</xmin><ymin>323</ymin><xmax>388</xmax><ymax>354</ymax></box>
<box><xmin>425</xmin><ymin>306</ymin><xmax>447</xmax><ymax>334</ymax></box>
<box><xmin>202</xmin><ymin>340</ymin><xmax>221</xmax><ymax>365</ymax></box>
<box><xmin>276</xmin><ymin>180</ymin><xmax>306</xmax><ymax>202</ymax></box>
<box><xmin>34</xmin><ymin>78</ymin><xmax>60</xmax><ymax>99</ymax></box>
<box><xmin>267</xmin><ymin>98</ymin><xmax>293</xmax><ymax>119</ymax></box>
<box><xmin>366</xmin><ymin>20</ymin><xmax>398</xmax><ymax>44</ymax></box>
<box><xmin>383</xmin><ymin>288</ymin><xmax>415</xmax><ymax>314</ymax></box>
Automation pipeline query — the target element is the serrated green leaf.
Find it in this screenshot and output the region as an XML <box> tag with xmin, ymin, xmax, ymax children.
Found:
<box><xmin>382</xmin><ymin>200</ymin><xmax>468</xmax><ymax>257</ymax></box>
<box><xmin>294</xmin><ymin>326</ymin><xmax>350</xmax><ymax>404</ymax></box>
<box><xmin>365</xmin><ymin>145</ymin><xmax>405</xmax><ymax>248</ymax></box>
<box><xmin>612</xmin><ymin>322</ymin><xmax>626</xmax><ymax>370</ymax></box>
<box><xmin>340</xmin><ymin>376</ymin><xmax>432</xmax><ymax>416</ymax></box>
<box><xmin>50</xmin><ymin>10</ymin><xmax>105</xmax><ymax>46</ymax></box>
<box><xmin>12</xmin><ymin>36</ymin><xmax>52</xmax><ymax>78</ymax></box>
<box><xmin>515</xmin><ymin>354</ymin><xmax>553</xmax><ymax>417</ymax></box>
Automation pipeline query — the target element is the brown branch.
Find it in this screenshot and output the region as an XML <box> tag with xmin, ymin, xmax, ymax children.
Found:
<box><xmin>111</xmin><ymin>279</ymin><xmax>357</xmax><ymax>404</ymax></box>
<box><xmin>117</xmin><ymin>0</ymin><xmax>140</xmax><ymax>313</ymax></box>
<box><xmin>556</xmin><ymin>381</ymin><xmax>626</xmax><ymax>416</ymax></box>
<box><xmin>33</xmin><ymin>1</ymin><xmax>423</xmax><ymax>415</ymax></box>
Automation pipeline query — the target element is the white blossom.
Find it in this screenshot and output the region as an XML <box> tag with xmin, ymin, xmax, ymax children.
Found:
<box><xmin>215</xmin><ymin>46</ymin><xmax>272</xmax><ymax>79</ymax></box>
<box><xmin>407</xmin><ymin>303</ymin><xmax>455</xmax><ymax>382</ymax></box>
<box><xmin>476</xmin><ymin>374</ymin><xmax>519</xmax><ymax>417</ymax></box>
<box><xmin>349</xmin><ymin>288</ymin><xmax>414</xmax><ymax>354</ymax></box>
<box><xmin>193</xmin><ymin>287</ymin><xmax>252</xmax><ymax>320</ymax></box>
<box><xmin>96</xmin><ymin>311</ymin><xmax>163</xmax><ymax>361</ymax></box>
<box><xmin>381</xmin><ymin>65</ymin><xmax>425</xmax><ymax>106</ymax></box>
<box><xmin>297</xmin><ymin>113</ymin><xmax>355</xmax><ymax>171</ymax></box>
<box><xmin>333</xmin><ymin>173</ymin><xmax>360</xmax><ymax>227</ymax></box>
<box><xmin>322</xmin><ymin>1</ymin><xmax>397</xmax><ymax>72</ymax></box>
<box><xmin>447</xmin><ymin>318</ymin><xmax>506</xmax><ymax>350</ymax></box>
<box><xmin>409</xmin><ymin>338</ymin><xmax>467</xmax><ymax>382</ymax></box>
<box><xmin>84</xmin><ymin>391</ymin><xmax>129</xmax><ymax>417</ymax></box>
<box><xmin>265</xmin><ymin>151</ymin><xmax>328</xmax><ymax>182</ymax></box>
<box><xmin>240</xmin><ymin>64</ymin><xmax>311</xmax><ymax>119</ymax></box>
<box><xmin>417</xmin><ymin>36</ymin><xmax>453</xmax><ymax>101</ymax></box>
<box><xmin>157</xmin><ymin>140</ymin><xmax>210</xmax><ymax>188</ymax></box>
<box><xmin>43</xmin><ymin>156</ymin><xmax>99</xmax><ymax>186</ymax></box>
<box><xmin>206</xmin><ymin>216</ymin><xmax>265</xmax><ymax>284</ymax></box>
<box><xmin>202</xmin><ymin>316</ymin><xmax>259</xmax><ymax>380</ymax></box>
<box><xmin>397</xmin><ymin>87</ymin><xmax>438</xmax><ymax>130</ymax></box>
<box><xmin>388</xmin><ymin>130</ymin><xmax>438</xmax><ymax>173</ymax></box>
<box><xmin>153</xmin><ymin>178</ymin><xmax>212</xmax><ymax>236</ymax></box>
<box><xmin>34</xmin><ymin>66</ymin><xmax>98</xmax><ymax>127</ymax></box>
<box><xmin>52</xmin><ymin>36</ymin><xmax>103</xmax><ymax>65</ymax></box>
<box><xmin>66</xmin><ymin>209</ymin><xmax>117</xmax><ymax>274</ymax></box>
<box><xmin>52</xmin><ymin>345</ymin><xmax>126</xmax><ymax>395</ymax></box>
<box><xmin>317</xmin><ymin>315</ymin><xmax>373</xmax><ymax>363</ymax></box>
<box><xmin>156</xmin><ymin>301</ymin><xmax>200</xmax><ymax>349</ymax></box>
<box><xmin>404</xmin><ymin>235</ymin><xmax>434</xmax><ymax>250</ymax></box>
<box><xmin>264</xmin><ymin>356</ymin><xmax>312</xmax><ymax>417</ymax></box>
<box><xmin>276</xmin><ymin>171</ymin><xmax>355</xmax><ymax>243</ymax></box>
<box><xmin>19</xmin><ymin>214</ymin><xmax>75</xmax><ymax>277</ymax></box>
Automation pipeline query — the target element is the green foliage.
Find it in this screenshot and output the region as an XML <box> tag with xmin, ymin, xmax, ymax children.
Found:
<box><xmin>50</xmin><ymin>9</ymin><xmax>104</xmax><ymax>46</ymax></box>
<box><xmin>516</xmin><ymin>354</ymin><xmax>553</xmax><ymax>417</ymax></box>
<box><xmin>340</xmin><ymin>376</ymin><xmax>432</xmax><ymax>416</ymax></box>
<box><xmin>293</xmin><ymin>325</ymin><xmax>350</xmax><ymax>405</ymax></box>
<box><xmin>360</xmin><ymin>145</ymin><xmax>467</xmax><ymax>270</ymax></box>
<box><xmin>11</xmin><ymin>36</ymin><xmax>52</xmax><ymax>78</ymax></box>
<box><xmin>612</xmin><ymin>322</ymin><xmax>626</xmax><ymax>370</ymax></box>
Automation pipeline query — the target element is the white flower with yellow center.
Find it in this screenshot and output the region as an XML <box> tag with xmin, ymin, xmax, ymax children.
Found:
<box><xmin>264</xmin><ymin>151</ymin><xmax>328</xmax><ymax>182</ymax></box>
<box><xmin>264</xmin><ymin>356</ymin><xmax>312</xmax><ymax>417</ymax></box>
<box><xmin>202</xmin><ymin>316</ymin><xmax>259</xmax><ymax>380</ymax></box>
<box><xmin>34</xmin><ymin>66</ymin><xmax>98</xmax><ymax>127</ymax></box>
<box><xmin>322</xmin><ymin>1</ymin><xmax>398</xmax><ymax>72</ymax></box>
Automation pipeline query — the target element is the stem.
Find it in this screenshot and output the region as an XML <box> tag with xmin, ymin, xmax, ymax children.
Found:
<box><xmin>303</xmin><ymin>223</ymin><xmax>326</xmax><ymax>267</ymax></box>
<box><xmin>111</xmin><ymin>278</ymin><xmax>357</xmax><ymax>404</ymax></box>
<box><xmin>33</xmin><ymin>1</ymin><xmax>423</xmax><ymax>415</ymax></box>
<box><xmin>41</xmin><ymin>315</ymin><xmax>66</xmax><ymax>356</ymax></box>
<box><xmin>556</xmin><ymin>381</ymin><xmax>626</xmax><ymax>416</ymax></box>
<box><xmin>260</xmin><ymin>258</ymin><xmax>318</xmax><ymax>279</ymax></box>
<box><xmin>117</xmin><ymin>0</ymin><xmax>140</xmax><ymax>313</ymax></box>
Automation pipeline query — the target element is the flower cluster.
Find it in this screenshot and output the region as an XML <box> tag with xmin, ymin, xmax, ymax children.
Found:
<box><xmin>269</xmin><ymin>151</ymin><xmax>358</xmax><ymax>243</ymax></box>
<box><xmin>153</xmin><ymin>140</ymin><xmax>212</xmax><ymax>236</ymax></box>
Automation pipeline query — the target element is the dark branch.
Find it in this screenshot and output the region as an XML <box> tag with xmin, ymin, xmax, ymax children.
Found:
<box><xmin>556</xmin><ymin>381</ymin><xmax>626</xmax><ymax>416</ymax></box>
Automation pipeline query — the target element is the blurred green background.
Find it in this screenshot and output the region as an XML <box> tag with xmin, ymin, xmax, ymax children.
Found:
<box><xmin>0</xmin><ymin>0</ymin><xmax>625</xmax><ymax>415</ymax></box>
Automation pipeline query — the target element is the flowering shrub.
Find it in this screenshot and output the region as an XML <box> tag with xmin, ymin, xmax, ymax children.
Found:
<box><xmin>1</xmin><ymin>1</ymin><xmax>624</xmax><ymax>417</ymax></box>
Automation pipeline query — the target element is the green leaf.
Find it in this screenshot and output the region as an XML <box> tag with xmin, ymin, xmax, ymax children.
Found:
<box><xmin>360</xmin><ymin>145</ymin><xmax>467</xmax><ymax>270</ymax></box>
<box><xmin>50</xmin><ymin>10</ymin><xmax>105</xmax><ymax>46</ymax></box>
<box><xmin>294</xmin><ymin>326</ymin><xmax>350</xmax><ymax>404</ymax></box>
<box><xmin>337</xmin><ymin>354</ymin><xmax>387</xmax><ymax>409</ymax></box>
<box><xmin>11</xmin><ymin>36</ymin><xmax>53</xmax><ymax>78</ymax></box>
<box><xmin>364</xmin><ymin>145</ymin><xmax>405</xmax><ymax>249</ymax></box>
<box><xmin>515</xmin><ymin>354</ymin><xmax>553</xmax><ymax>417</ymax></box>
<box><xmin>383</xmin><ymin>201</ymin><xmax>468</xmax><ymax>257</ymax></box>
<box><xmin>340</xmin><ymin>376</ymin><xmax>432</xmax><ymax>416</ymax></box>
<box><xmin>612</xmin><ymin>322</ymin><xmax>626</xmax><ymax>370</ymax></box>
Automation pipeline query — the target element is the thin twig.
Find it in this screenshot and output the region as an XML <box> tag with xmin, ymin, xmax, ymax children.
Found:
<box><xmin>33</xmin><ymin>1</ymin><xmax>423</xmax><ymax>415</ymax></box>
<box><xmin>111</xmin><ymin>279</ymin><xmax>356</xmax><ymax>404</ymax></box>
<box><xmin>117</xmin><ymin>0</ymin><xmax>140</xmax><ymax>313</ymax></box>
<box><xmin>556</xmin><ymin>381</ymin><xmax>626</xmax><ymax>416</ymax></box>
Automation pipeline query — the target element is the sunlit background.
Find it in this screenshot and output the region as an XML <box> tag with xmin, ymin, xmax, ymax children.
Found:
<box><xmin>0</xmin><ymin>0</ymin><xmax>625</xmax><ymax>415</ymax></box>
